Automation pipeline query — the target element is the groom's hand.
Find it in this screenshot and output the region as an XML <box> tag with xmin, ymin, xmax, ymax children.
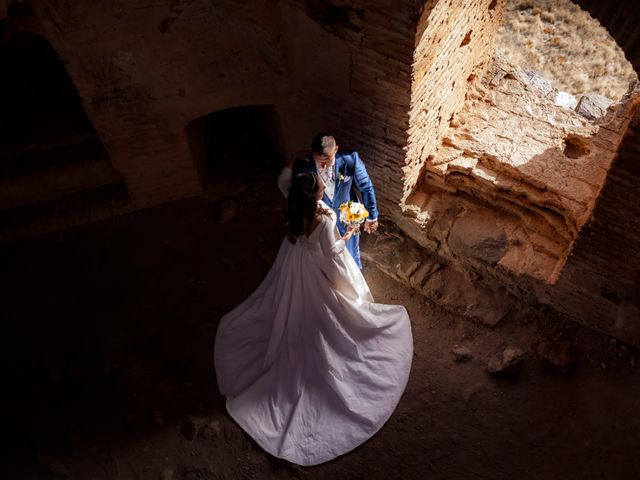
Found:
<box><xmin>364</xmin><ymin>219</ymin><xmax>378</xmax><ymax>234</ymax></box>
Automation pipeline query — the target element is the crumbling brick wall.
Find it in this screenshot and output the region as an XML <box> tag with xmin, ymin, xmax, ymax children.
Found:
<box><xmin>403</xmin><ymin>0</ymin><xmax>504</xmax><ymax>209</ymax></box>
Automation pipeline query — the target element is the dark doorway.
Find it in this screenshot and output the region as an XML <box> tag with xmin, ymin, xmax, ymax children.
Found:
<box><xmin>186</xmin><ymin>105</ymin><xmax>283</xmax><ymax>202</ymax></box>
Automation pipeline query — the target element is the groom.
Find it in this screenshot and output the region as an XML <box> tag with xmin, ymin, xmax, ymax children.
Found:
<box><xmin>287</xmin><ymin>133</ymin><xmax>379</xmax><ymax>269</ymax></box>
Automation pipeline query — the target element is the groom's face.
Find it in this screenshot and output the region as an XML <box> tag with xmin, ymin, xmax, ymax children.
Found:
<box><xmin>313</xmin><ymin>145</ymin><xmax>338</xmax><ymax>169</ymax></box>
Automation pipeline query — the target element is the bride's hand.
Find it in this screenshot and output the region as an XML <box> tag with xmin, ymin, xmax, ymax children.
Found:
<box><xmin>341</xmin><ymin>224</ymin><xmax>360</xmax><ymax>241</ymax></box>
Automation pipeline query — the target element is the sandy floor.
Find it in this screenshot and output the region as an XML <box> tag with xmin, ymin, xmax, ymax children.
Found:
<box><xmin>1</xmin><ymin>165</ymin><xmax>640</xmax><ymax>479</ymax></box>
<box><xmin>496</xmin><ymin>0</ymin><xmax>638</xmax><ymax>100</ymax></box>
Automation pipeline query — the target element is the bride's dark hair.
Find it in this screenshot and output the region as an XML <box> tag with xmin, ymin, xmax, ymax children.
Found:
<box><xmin>286</xmin><ymin>172</ymin><xmax>329</xmax><ymax>237</ymax></box>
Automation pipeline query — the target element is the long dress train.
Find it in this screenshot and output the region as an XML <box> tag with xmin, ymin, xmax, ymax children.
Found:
<box><xmin>213</xmin><ymin>202</ymin><xmax>413</xmax><ymax>466</ymax></box>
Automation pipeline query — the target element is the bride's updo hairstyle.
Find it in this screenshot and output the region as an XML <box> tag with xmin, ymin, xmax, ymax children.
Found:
<box><xmin>286</xmin><ymin>172</ymin><xmax>323</xmax><ymax>237</ymax></box>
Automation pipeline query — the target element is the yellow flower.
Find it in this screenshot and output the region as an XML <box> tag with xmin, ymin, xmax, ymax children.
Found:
<box><xmin>338</xmin><ymin>201</ymin><xmax>370</xmax><ymax>227</ymax></box>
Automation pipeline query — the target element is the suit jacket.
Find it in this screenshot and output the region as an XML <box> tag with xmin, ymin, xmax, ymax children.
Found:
<box><xmin>291</xmin><ymin>150</ymin><xmax>378</xmax><ymax>235</ymax></box>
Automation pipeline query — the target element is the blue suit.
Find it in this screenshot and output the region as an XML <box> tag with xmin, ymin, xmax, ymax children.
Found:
<box><xmin>292</xmin><ymin>150</ymin><xmax>378</xmax><ymax>269</ymax></box>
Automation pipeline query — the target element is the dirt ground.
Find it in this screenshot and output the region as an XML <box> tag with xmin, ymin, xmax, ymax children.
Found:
<box><xmin>1</xmin><ymin>165</ymin><xmax>640</xmax><ymax>480</ymax></box>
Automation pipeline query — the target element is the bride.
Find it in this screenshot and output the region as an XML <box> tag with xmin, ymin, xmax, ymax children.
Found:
<box><xmin>213</xmin><ymin>170</ymin><xmax>414</xmax><ymax>466</ymax></box>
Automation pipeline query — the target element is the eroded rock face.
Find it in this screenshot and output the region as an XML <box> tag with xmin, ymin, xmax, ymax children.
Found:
<box><xmin>361</xmin><ymin>227</ymin><xmax>516</xmax><ymax>327</ymax></box>
<box><xmin>404</xmin><ymin>0</ymin><xmax>505</xmax><ymax>206</ymax></box>
<box><xmin>575</xmin><ymin>93</ymin><xmax>614</xmax><ymax>121</ymax></box>
<box><xmin>399</xmin><ymin>52</ymin><xmax>640</xmax><ymax>347</ymax></box>
<box><xmin>542</xmin><ymin>104</ymin><xmax>640</xmax><ymax>348</ymax></box>
<box><xmin>404</xmin><ymin>58</ymin><xmax>637</xmax><ymax>284</ymax></box>
<box><xmin>448</xmin><ymin>208</ymin><xmax>508</xmax><ymax>266</ymax></box>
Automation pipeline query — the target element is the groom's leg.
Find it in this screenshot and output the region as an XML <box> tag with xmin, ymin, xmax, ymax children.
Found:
<box><xmin>347</xmin><ymin>234</ymin><xmax>362</xmax><ymax>269</ymax></box>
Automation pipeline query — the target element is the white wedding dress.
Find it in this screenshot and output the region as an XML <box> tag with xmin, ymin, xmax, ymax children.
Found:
<box><xmin>214</xmin><ymin>201</ymin><xmax>413</xmax><ymax>466</ymax></box>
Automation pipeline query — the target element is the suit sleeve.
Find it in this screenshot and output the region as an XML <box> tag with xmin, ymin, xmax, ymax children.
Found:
<box><xmin>353</xmin><ymin>152</ymin><xmax>379</xmax><ymax>220</ymax></box>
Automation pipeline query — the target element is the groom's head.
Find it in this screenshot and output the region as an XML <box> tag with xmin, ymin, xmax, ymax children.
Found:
<box><xmin>311</xmin><ymin>133</ymin><xmax>338</xmax><ymax>169</ymax></box>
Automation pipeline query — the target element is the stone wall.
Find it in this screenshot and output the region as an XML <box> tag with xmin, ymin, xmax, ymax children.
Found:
<box><xmin>403</xmin><ymin>59</ymin><xmax>634</xmax><ymax>284</ymax></box>
<box><xmin>0</xmin><ymin>0</ymin><xmax>434</xmax><ymax>240</ymax></box>
<box><xmin>274</xmin><ymin>0</ymin><xmax>420</xmax><ymax>219</ymax></box>
<box><xmin>391</xmin><ymin>52</ymin><xmax>640</xmax><ymax>346</ymax></box>
<box><xmin>403</xmin><ymin>0</ymin><xmax>504</xmax><ymax>207</ymax></box>
<box><xmin>4</xmin><ymin>0</ymin><xmax>638</xmax><ymax>346</ymax></box>
<box><xmin>2</xmin><ymin>0</ymin><xmax>507</xmax><ymax>240</ymax></box>
<box><xmin>541</xmin><ymin>98</ymin><xmax>640</xmax><ymax>346</ymax></box>
<box><xmin>29</xmin><ymin>0</ymin><xmax>289</xmax><ymax>207</ymax></box>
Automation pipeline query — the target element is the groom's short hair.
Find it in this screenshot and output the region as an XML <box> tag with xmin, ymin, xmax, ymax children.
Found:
<box><xmin>311</xmin><ymin>133</ymin><xmax>336</xmax><ymax>155</ymax></box>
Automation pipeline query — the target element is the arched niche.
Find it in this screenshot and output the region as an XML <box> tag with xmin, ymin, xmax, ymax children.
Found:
<box><xmin>185</xmin><ymin>105</ymin><xmax>283</xmax><ymax>202</ymax></box>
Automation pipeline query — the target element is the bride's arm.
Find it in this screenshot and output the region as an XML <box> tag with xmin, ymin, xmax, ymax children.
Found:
<box><xmin>277</xmin><ymin>166</ymin><xmax>292</xmax><ymax>198</ymax></box>
<box><xmin>318</xmin><ymin>215</ymin><xmax>358</xmax><ymax>257</ymax></box>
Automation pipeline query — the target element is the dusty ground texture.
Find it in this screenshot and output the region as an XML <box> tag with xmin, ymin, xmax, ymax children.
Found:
<box><xmin>496</xmin><ymin>0</ymin><xmax>638</xmax><ymax>100</ymax></box>
<box><xmin>1</xmin><ymin>161</ymin><xmax>640</xmax><ymax>480</ymax></box>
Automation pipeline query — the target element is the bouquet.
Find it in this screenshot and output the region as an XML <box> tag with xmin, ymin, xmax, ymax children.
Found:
<box><xmin>339</xmin><ymin>201</ymin><xmax>369</xmax><ymax>234</ymax></box>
